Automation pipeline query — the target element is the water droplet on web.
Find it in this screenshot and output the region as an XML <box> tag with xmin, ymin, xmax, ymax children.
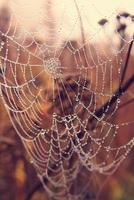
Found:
<box><xmin>1</xmin><ymin>42</ymin><xmax>4</xmax><ymax>46</ymax></box>
<box><xmin>76</xmin><ymin>96</ymin><xmax>79</xmax><ymax>101</ymax></box>
<box><xmin>116</xmin><ymin>125</ymin><xmax>119</xmax><ymax>129</ymax></box>
<box><xmin>117</xmin><ymin>99</ymin><xmax>120</xmax><ymax>104</ymax></box>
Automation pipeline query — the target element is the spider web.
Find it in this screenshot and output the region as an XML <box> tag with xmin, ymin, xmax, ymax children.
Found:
<box><xmin>0</xmin><ymin>0</ymin><xmax>134</xmax><ymax>199</ymax></box>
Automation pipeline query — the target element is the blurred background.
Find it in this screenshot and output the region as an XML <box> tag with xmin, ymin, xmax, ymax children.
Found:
<box><xmin>0</xmin><ymin>0</ymin><xmax>134</xmax><ymax>200</ymax></box>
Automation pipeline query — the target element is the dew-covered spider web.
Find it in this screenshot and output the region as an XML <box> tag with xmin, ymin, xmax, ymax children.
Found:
<box><xmin>0</xmin><ymin>0</ymin><xmax>134</xmax><ymax>199</ymax></box>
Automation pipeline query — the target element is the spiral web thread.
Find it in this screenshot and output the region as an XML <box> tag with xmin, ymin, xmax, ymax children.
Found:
<box><xmin>0</xmin><ymin>0</ymin><xmax>134</xmax><ymax>199</ymax></box>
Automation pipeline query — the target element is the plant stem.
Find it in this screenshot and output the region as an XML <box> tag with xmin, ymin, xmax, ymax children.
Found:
<box><xmin>120</xmin><ymin>35</ymin><xmax>134</xmax><ymax>85</ymax></box>
<box><xmin>90</xmin><ymin>74</ymin><xmax>134</xmax><ymax>122</ymax></box>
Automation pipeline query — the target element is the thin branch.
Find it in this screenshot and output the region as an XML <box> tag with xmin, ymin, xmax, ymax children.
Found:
<box><xmin>118</xmin><ymin>98</ymin><xmax>134</xmax><ymax>110</ymax></box>
<box><xmin>74</xmin><ymin>0</ymin><xmax>90</xmax><ymax>69</ymax></box>
<box><xmin>0</xmin><ymin>136</ymin><xmax>15</xmax><ymax>145</ymax></box>
<box><xmin>90</xmin><ymin>74</ymin><xmax>134</xmax><ymax>122</ymax></box>
<box><xmin>74</xmin><ymin>0</ymin><xmax>85</xmax><ymax>44</ymax></box>
<box><xmin>120</xmin><ymin>35</ymin><xmax>134</xmax><ymax>85</ymax></box>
